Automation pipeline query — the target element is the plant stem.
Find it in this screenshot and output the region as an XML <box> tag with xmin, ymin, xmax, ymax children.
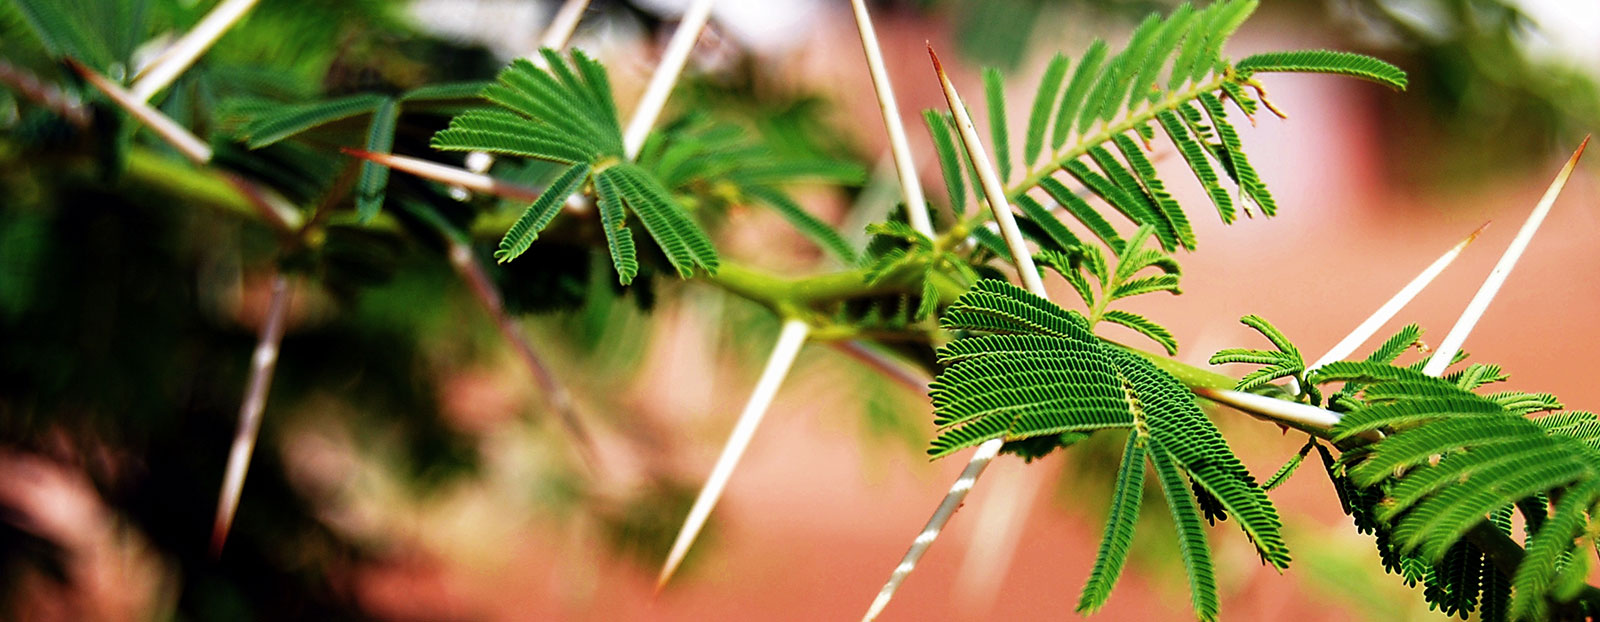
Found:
<box><xmin>657</xmin><ymin>318</ymin><xmax>809</xmax><ymax>589</ymax></box>
<box><xmin>211</xmin><ymin>272</ymin><xmax>292</xmax><ymax>556</ymax></box>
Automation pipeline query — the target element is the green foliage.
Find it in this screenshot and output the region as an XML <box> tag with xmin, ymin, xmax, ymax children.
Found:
<box><xmin>930</xmin><ymin>0</ymin><xmax>1405</xmax><ymax>263</ymax></box>
<box><xmin>636</xmin><ymin>117</ymin><xmax>864</xmax><ymax>263</ymax></box>
<box><xmin>432</xmin><ymin>49</ymin><xmax>719</xmax><ymax>283</ymax></box>
<box><xmin>1034</xmin><ymin>225</ymin><xmax>1181</xmax><ymax>354</ymax></box>
<box><xmin>931</xmin><ymin>279</ymin><xmax>1288</xmax><ymax>619</ymax></box>
<box><xmin>1307</xmin><ymin>361</ymin><xmax>1600</xmax><ymax>620</ymax></box>
<box><xmin>1236</xmin><ymin>50</ymin><xmax>1408</xmax><ymax>90</ymax></box>
<box><xmin>1208</xmin><ymin>314</ymin><xmax>1313</xmax><ymax>400</ymax></box>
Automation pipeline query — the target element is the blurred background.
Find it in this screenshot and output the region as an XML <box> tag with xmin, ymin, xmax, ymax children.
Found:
<box><xmin>0</xmin><ymin>0</ymin><xmax>1596</xmax><ymax>619</ymax></box>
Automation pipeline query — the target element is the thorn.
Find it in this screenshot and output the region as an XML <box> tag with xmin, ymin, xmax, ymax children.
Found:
<box><xmin>342</xmin><ymin>149</ymin><xmax>544</xmax><ymax>202</ymax></box>
<box><xmin>68</xmin><ymin>58</ymin><xmax>213</xmax><ymax>165</ymax></box>
<box><xmin>1420</xmin><ymin>138</ymin><xmax>1586</xmax><ymax>377</ymax></box>
<box><xmin>1306</xmin><ymin>220</ymin><xmax>1491</xmax><ymax>372</ymax></box>
<box><xmin>851</xmin><ymin>0</ymin><xmax>934</xmax><ymax>237</ymax></box>
<box><xmin>1248</xmin><ymin>81</ymin><xmax>1288</xmax><ymax>120</ymax></box>
<box><xmin>657</xmin><ymin>320</ymin><xmax>810</xmax><ymax>591</ymax></box>
<box><xmin>212</xmin><ymin>273</ymin><xmax>293</xmax><ymax>556</ymax></box>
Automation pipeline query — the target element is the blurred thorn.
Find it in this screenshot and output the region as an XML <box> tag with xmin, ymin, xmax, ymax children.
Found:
<box><xmin>930</xmin><ymin>45</ymin><xmax>1047</xmax><ymax>297</ymax></box>
<box><xmin>0</xmin><ymin>58</ymin><xmax>89</xmax><ymax>127</ymax></box>
<box><xmin>831</xmin><ymin>340</ymin><xmax>929</xmax><ymax>395</ymax></box>
<box><xmin>68</xmin><ymin>58</ymin><xmax>212</xmax><ymax>164</ymax></box>
<box><xmin>71</xmin><ymin>58</ymin><xmax>303</xmax><ymax>232</ymax></box>
<box><xmin>211</xmin><ymin>272</ymin><xmax>292</xmax><ymax>557</ymax></box>
<box><xmin>537</xmin><ymin>0</ymin><xmax>592</xmax><ymax>52</ymax></box>
<box><xmin>1421</xmin><ymin>136</ymin><xmax>1588</xmax><ymax>377</ymax></box>
<box><xmin>863</xmin><ymin>437</ymin><xmax>1003</xmax><ymax>621</ymax></box>
<box><xmin>343</xmin><ymin>149</ymin><xmax>545</xmax><ymax>202</ymax></box>
<box><xmin>131</xmin><ymin>0</ymin><xmax>259</xmax><ymax>101</ymax></box>
<box><xmin>953</xmin><ymin>463</ymin><xmax>1040</xmax><ymax>616</ymax></box>
<box><xmin>850</xmin><ymin>0</ymin><xmax>933</xmax><ymax>236</ymax></box>
<box><xmin>657</xmin><ymin>319</ymin><xmax>809</xmax><ymax>592</ymax></box>
<box><xmin>623</xmin><ymin>0</ymin><xmax>717</xmax><ymax>159</ymax></box>
<box><xmin>446</xmin><ymin>239</ymin><xmax>604</xmax><ymax>477</ymax></box>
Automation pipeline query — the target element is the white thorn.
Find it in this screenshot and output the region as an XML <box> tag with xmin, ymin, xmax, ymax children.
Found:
<box><xmin>930</xmin><ymin>47</ymin><xmax>1046</xmax><ymax>297</ymax></box>
<box><xmin>132</xmin><ymin>0</ymin><xmax>259</xmax><ymax>102</ymax></box>
<box><xmin>538</xmin><ymin>0</ymin><xmax>591</xmax><ymax>52</ymax></box>
<box><xmin>345</xmin><ymin>150</ymin><xmax>544</xmax><ymax>202</ymax></box>
<box><xmin>657</xmin><ymin>319</ymin><xmax>809</xmax><ymax>590</ymax></box>
<box><xmin>863</xmin><ymin>437</ymin><xmax>1004</xmax><ymax>622</ymax></box>
<box><xmin>1307</xmin><ymin>222</ymin><xmax>1489</xmax><ymax>372</ymax></box>
<box><xmin>1421</xmin><ymin>137</ymin><xmax>1588</xmax><ymax>377</ymax></box>
<box><xmin>849</xmin><ymin>0</ymin><xmax>933</xmax><ymax>237</ymax></box>
<box><xmin>623</xmin><ymin>0</ymin><xmax>717</xmax><ymax>159</ymax></box>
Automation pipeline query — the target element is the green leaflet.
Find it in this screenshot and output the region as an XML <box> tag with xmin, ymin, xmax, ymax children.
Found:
<box><xmin>1237</xmin><ymin>49</ymin><xmax>1408</xmax><ymax>90</ymax></box>
<box><xmin>1149</xmin><ymin>439</ymin><xmax>1220</xmax><ymax>622</ymax></box>
<box><xmin>495</xmin><ymin>163</ymin><xmax>592</xmax><ymax>263</ymax></box>
<box><xmin>354</xmin><ymin>98</ymin><xmax>398</xmax><ymax>222</ymax></box>
<box><xmin>1077</xmin><ymin>433</ymin><xmax>1146</xmax><ymax>614</ymax></box>
<box><xmin>1024</xmin><ymin>54</ymin><xmax>1069</xmax><ymax>167</ymax></box>
<box><xmin>983</xmin><ymin>68</ymin><xmax>1012</xmax><ymax>181</ymax></box>
<box><xmin>240</xmin><ymin>93</ymin><xmax>390</xmax><ymax>149</ymax></box>
<box><xmin>434</xmin><ymin>50</ymin><xmax>721</xmax><ymax>282</ymax></box>
<box><xmin>929</xmin><ymin>280</ymin><xmax>1289</xmax><ymax>616</ymax></box>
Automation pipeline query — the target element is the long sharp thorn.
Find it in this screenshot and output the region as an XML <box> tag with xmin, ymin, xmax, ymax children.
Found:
<box><xmin>131</xmin><ymin>0</ymin><xmax>259</xmax><ymax>101</ymax></box>
<box><xmin>71</xmin><ymin>59</ymin><xmax>302</xmax><ymax>231</ymax></box>
<box><xmin>953</xmin><ymin>465</ymin><xmax>1039</xmax><ymax>616</ymax></box>
<box><xmin>623</xmin><ymin>0</ymin><xmax>717</xmax><ymax>159</ymax></box>
<box><xmin>930</xmin><ymin>46</ymin><xmax>1046</xmax><ymax>297</ymax></box>
<box><xmin>342</xmin><ymin>149</ymin><xmax>546</xmax><ymax>202</ymax></box>
<box><xmin>850</xmin><ymin>0</ymin><xmax>933</xmax><ymax>237</ymax></box>
<box><xmin>864</xmin><ymin>47</ymin><xmax>1049</xmax><ymax>621</ymax></box>
<box><xmin>211</xmin><ymin>273</ymin><xmax>292</xmax><ymax>556</ymax></box>
<box><xmin>657</xmin><ymin>319</ymin><xmax>809</xmax><ymax>590</ymax></box>
<box><xmin>1308</xmin><ymin>221</ymin><xmax>1490</xmax><ymax>372</ymax></box>
<box><xmin>831</xmin><ymin>340</ymin><xmax>930</xmax><ymax>395</ymax></box>
<box><xmin>1421</xmin><ymin>136</ymin><xmax>1588</xmax><ymax>377</ymax></box>
<box><xmin>863</xmin><ymin>438</ymin><xmax>1003</xmax><ymax>622</ymax></box>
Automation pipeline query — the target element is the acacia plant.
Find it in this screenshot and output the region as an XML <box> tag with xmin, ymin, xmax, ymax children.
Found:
<box><xmin>0</xmin><ymin>0</ymin><xmax>1596</xmax><ymax>619</ymax></box>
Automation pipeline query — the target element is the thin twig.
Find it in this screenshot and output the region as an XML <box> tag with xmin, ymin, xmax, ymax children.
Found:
<box><xmin>657</xmin><ymin>318</ymin><xmax>809</xmax><ymax>590</ymax></box>
<box><xmin>211</xmin><ymin>272</ymin><xmax>292</xmax><ymax>556</ymax></box>
<box><xmin>447</xmin><ymin>240</ymin><xmax>603</xmax><ymax>476</ymax></box>
<box><xmin>849</xmin><ymin>0</ymin><xmax>933</xmax><ymax>237</ymax></box>
<box><xmin>131</xmin><ymin>0</ymin><xmax>260</xmax><ymax>101</ymax></box>
<box><xmin>1421</xmin><ymin>137</ymin><xmax>1588</xmax><ymax>376</ymax></box>
<box><xmin>622</xmin><ymin>0</ymin><xmax>717</xmax><ymax>159</ymax></box>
